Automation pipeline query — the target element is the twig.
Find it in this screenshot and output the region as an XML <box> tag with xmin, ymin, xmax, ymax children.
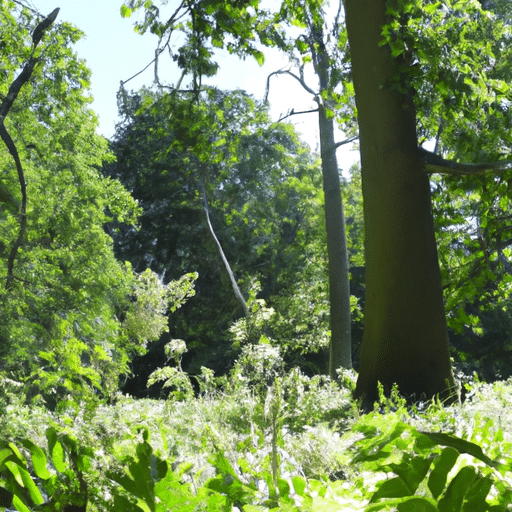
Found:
<box><xmin>276</xmin><ymin>107</ymin><xmax>319</xmax><ymax>122</ymax></box>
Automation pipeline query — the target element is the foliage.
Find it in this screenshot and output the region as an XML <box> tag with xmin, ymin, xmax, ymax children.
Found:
<box><xmin>120</xmin><ymin>0</ymin><xmax>288</xmax><ymax>90</ymax></box>
<box><xmin>106</xmin><ymin>86</ymin><xmax>335</xmax><ymax>388</ymax></box>
<box><xmin>372</xmin><ymin>0</ymin><xmax>512</xmax><ymax>377</ymax></box>
<box><xmin>351</xmin><ymin>412</ymin><xmax>512</xmax><ymax>511</ymax></box>
<box><xmin>123</xmin><ymin>271</ymin><xmax>197</xmax><ymax>348</ymax></box>
<box><xmin>0</xmin><ymin>2</ymin><xmax>196</xmax><ymax>408</ymax></box>
<box><xmin>0</xmin><ymin>426</ymin><xmax>91</xmax><ymax>512</ymax></box>
<box><xmin>3</xmin><ymin>374</ymin><xmax>512</xmax><ymax>510</ymax></box>
<box><xmin>381</xmin><ymin>0</ymin><xmax>512</xmax><ymax>333</ymax></box>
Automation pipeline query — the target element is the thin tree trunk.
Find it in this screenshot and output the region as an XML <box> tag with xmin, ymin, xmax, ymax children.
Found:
<box><xmin>312</xmin><ymin>23</ymin><xmax>352</xmax><ymax>375</ymax></box>
<box><xmin>318</xmin><ymin>108</ymin><xmax>352</xmax><ymax>374</ymax></box>
<box><xmin>344</xmin><ymin>0</ymin><xmax>456</xmax><ymax>404</ymax></box>
<box><xmin>201</xmin><ymin>183</ymin><xmax>249</xmax><ymax>318</ymax></box>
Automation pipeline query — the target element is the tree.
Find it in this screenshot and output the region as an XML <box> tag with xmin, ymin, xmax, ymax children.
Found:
<box><xmin>119</xmin><ymin>0</ymin><xmax>512</xmax><ymax>400</ymax></box>
<box><xmin>410</xmin><ymin>0</ymin><xmax>512</xmax><ymax>381</ymax></box>
<box><xmin>120</xmin><ymin>0</ymin><xmax>358</xmax><ymax>378</ymax></box>
<box><xmin>344</xmin><ymin>0</ymin><xmax>512</xmax><ymax>403</ymax></box>
<box><xmin>344</xmin><ymin>0</ymin><xmax>457</xmax><ymax>404</ymax></box>
<box><xmin>106</xmin><ymin>87</ymin><xmax>330</xmax><ymax>389</ymax></box>
<box><xmin>265</xmin><ymin>0</ymin><xmax>357</xmax><ymax>375</ymax></box>
<box><xmin>0</xmin><ymin>1</ymin><xmax>194</xmax><ymax>407</ymax></box>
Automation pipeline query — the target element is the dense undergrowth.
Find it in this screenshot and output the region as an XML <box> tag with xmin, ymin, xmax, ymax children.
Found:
<box><xmin>2</xmin><ymin>370</ymin><xmax>512</xmax><ymax>511</ymax></box>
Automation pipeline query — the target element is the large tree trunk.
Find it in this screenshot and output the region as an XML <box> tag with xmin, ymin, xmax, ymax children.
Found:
<box><xmin>344</xmin><ymin>0</ymin><xmax>457</xmax><ymax>404</ymax></box>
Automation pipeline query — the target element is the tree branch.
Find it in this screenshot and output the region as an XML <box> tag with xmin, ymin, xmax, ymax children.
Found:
<box><xmin>276</xmin><ymin>107</ymin><xmax>319</xmax><ymax>122</ymax></box>
<box><xmin>264</xmin><ymin>68</ymin><xmax>317</xmax><ymax>104</ymax></box>
<box><xmin>420</xmin><ymin>147</ymin><xmax>512</xmax><ymax>176</ymax></box>
<box><xmin>201</xmin><ymin>182</ymin><xmax>249</xmax><ymax>318</ymax></box>
<box><xmin>334</xmin><ymin>135</ymin><xmax>359</xmax><ymax>150</ymax></box>
<box><xmin>0</xmin><ymin>7</ymin><xmax>59</xmax><ymax>288</ymax></box>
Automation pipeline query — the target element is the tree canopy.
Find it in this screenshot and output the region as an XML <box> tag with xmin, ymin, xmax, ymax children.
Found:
<box><xmin>105</xmin><ymin>86</ymin><xmax>339</xmax><ymax>390</ymax></box>
<box><xmin>3</xmin><ymin>0</ymin><xmax>512</xmax><ymax>408</ymax></box>
<box><xmin>0</xmin><ymin>1</ymin><xmax>197</xmax><ymax>408</ymax></box>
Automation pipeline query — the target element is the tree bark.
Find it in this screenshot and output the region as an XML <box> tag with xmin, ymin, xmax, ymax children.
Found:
<box><xmin>344</xmin><ymin>0</ymin><xmax>457</xmax><ymax>404</ymax></box>
<box><xmin>318</xmin><ymin>107</ymin><xmax>352</xmax><ymax>373</ymax></box>
<box><xmin>312</xmin><ymin>21</ymin><xmax>352</xmax><ymax>375</ymax></box>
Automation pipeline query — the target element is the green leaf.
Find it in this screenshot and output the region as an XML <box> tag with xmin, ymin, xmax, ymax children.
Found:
<box><xmin>254</xmin><ymin>50</ymin><xmax>265</xmax><ymax>66</ymax></box>
<box><xmin>12</xmin><ymin>494</ymin><xmax>31</xmax><ymax>512</ymax></box>
<box><xmin>463</xmin><ymin>475</ymin><xmax>493</xmax><ymax>511</ymax></box>
<box><xmin>121</xmin><ymin>4</ymin><xmax>132</xmax><ymax>18</ymax></box>
<box><xmin>7</xmin><ymin>444</ymin><xmax>24</xmax><ymax>465</ymax></box>
<box><xmin>0</xmin><ymin>448</ymin><xmax>13</xmax><ymax>467</ymax></box>
<box><xmin>277</xmin><ymin>477</ymin><xmax>290</xmax><ymax>498</ymax></box>
<box><xmin>370</xmin><ymin>476</ymin><xmax>412</xmax><ymax>502</ymax></box>
<box><xmin>4</xmin><ymin>461</ymin><xmax>44</xmax><ymax>505</ymax></box>
<box><xmin>292</xmin><ymin>475</ymin><xmax>306</xmax><ymax>496</ymax></box>
<box><xmin>46</xmin><ymin>428</ymin><xmax>67</xmax><ymax>474</ymax></box>
<box><xmin>397</xmin><ymin>497</ymin><xmax>438</xmax><ymax>512</ymax></box>
<box><xmin>387</xmin><ymin>454</ymin><xmax>431</xmax><ymax>494</ymax></box>
<box><xmin>428</xmin><ymin>447</ymin><xmax>459</xmax><ymax>500</ymax></box>
<box><xmin>22</xmin><ymin>440</ymin><xmax>51</xmax><ymax>480</ymax></box>
<box><xmin>420</xmin><ymin>431</ymin><xmax>499</xmax><ymax>468</ymax></box>
<box><xmin>438</xmin><ymin>466</ymin><xmax>477</xmax><ymax>512</ymax></box>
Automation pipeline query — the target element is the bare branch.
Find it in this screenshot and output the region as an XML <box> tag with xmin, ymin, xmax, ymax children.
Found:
<box><xmin>420</xmin><ymin>147</ymin><xmax>512</xmax><ymax>176</ymax></box>
<box><xmin>201</xmin><ymin>182</ymin><xmax>249</xmax><ymax>318</ymax></box>
<box><xmin>121</xmin><ymin>48</ymin><xmax>166</xmax><ymax>86</ymax></box>
<box><xmin>276</xmin><ymin>107</ymin><xmax>319</xmax><ymax>122</ymax></box>
<box><xmin>11</xmin><ymin>0</ymin><xmax>38</xmax><ymax>14</ymax></box>
<box><xmin>334</xmin><ymin>135</ymin><xmax>358</xmax><ymax>150</ymax></box>
<box><xmin>264</xmin><ymin>68</ymin><xmax>317</xmax><ymax>104</ymax></box>
<box><xmin>0</xmin><ymin>8</ymin><xmax>58</xmax><ymax>288</ymax></box>
<box><xmin>0</xmin><ymin>124</ymin><xmax>27</xmax><ymax>289</ymax></box>
<box><xmin>165</xmin><ymin>0</ymin><xmax>188</xmax><ymax>27</ymax></box>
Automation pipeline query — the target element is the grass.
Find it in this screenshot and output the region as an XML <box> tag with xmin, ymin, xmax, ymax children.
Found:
<box><xmin>2</xmin><ymin>370</ymin><xmax>512</xmax><ymax>510</ymax></box>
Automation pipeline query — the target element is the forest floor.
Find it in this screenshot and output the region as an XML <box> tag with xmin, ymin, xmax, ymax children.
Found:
<box><xmin>2</xmin><ymin>371</ymin><xmax>512</xmax><ymax>510</ymax></box>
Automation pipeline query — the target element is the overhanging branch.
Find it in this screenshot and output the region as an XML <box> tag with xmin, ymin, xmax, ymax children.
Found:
<box><xmin>420</xmin><ymin>147</ymin><xmax>512</xmax><ymax>176</ymax></box>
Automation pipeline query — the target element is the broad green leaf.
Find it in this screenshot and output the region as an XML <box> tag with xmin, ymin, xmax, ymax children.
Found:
<box><xmin>370</xmin><ymin>476</ymin><xmax>412</xmax><ymax>502</ymax></box>
<box><xmin>397</xmin><ymin>497</ymin><xmax>438</xmax><ymax>512</ymax></box>
<box><xmin>428</xmin><ymin>447</ymin><xmax>459</xmax><ymax>500</ymax></box>
<box><xmin>387</xmin><ymin>454</ymin><xmax>431</xmax><ymax>494</ymax></box>
<box><xmin>437</xmin><ymin>466</ymin><xmax>477</xmax><ymax>512</ymax></box>
<box><xmin>7</xmin><ymin>444</ymin><xmax>24</xmax><ymax>465</ymax></box>
<box><xmin>420</xmin><ymin>431</ymin><xmax>499</xmax><ymax>468</ymax></box>
<box><xmin>22</xmin><ymin>440</ymin><xmax>51</xmax><ymax>480</ymax></box>
<box><xmin>4</xmin><ymin>461</ymin><xmax>25</xmax><ymax>487</ymax></box>
<box><xmin>12</xmin><ymin>494</ymin><xmax>31</xmax><ymax>512</ymax></box>
<box><xmin>292</xmin><ymin>475</ymin><xmax>306</xmax><ymax>496</ymax></box>
<box><xmin>277</xmin><ymin>477</ymin><xmax>290</xmax><ymax>498</ymax></box>
<box><xmin>121</xmin><ymin>4</ymin><xmax>132</xmax><ymax>18</ymax></box>
<box><xmin>4</xmin><ymin>461</ymin><xmax>44</xmax><ymax>505</ymax></box>
<box><xmin>135</xmin><ymin>498</ymin><xmax>153</xmax><ymax>512</ymax></box>
<box><xmin>462</xmin><ymin>475</ymin><xmax>493</xmax><ymax>511</ymax></box>
<box><xmin>0</xmin><ymin>448</ymin><xmax>13</xmax><ymax>467</ymax></box>
<box><xmin>46</xmin><ymin>429</ymin><xmax>66</xmax><ymax>474</ymax></box>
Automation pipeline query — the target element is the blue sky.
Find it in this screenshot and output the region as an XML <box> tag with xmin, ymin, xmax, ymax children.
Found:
<box><xmin>30</xmin><ymin>0</ymin><xmax>358</xmax><ymax>166</ymax></box>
